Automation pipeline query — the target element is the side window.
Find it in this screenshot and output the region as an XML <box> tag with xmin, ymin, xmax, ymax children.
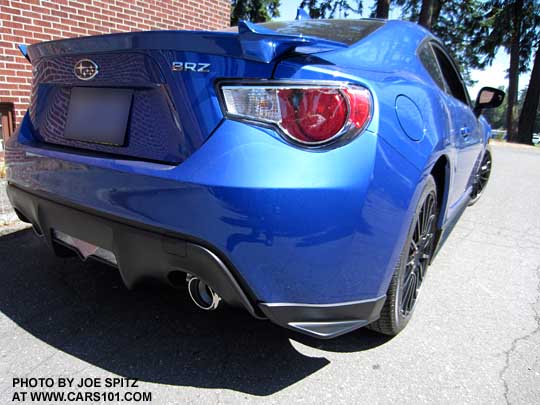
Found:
<box><xmin>419</xmin><ymin>43</ymin><xmax>448</xmax><ymax>93</ymax></box>
<box><xmin>431</xmin><ymin>45</ymin><xmax>470</xmax><ymax>106</ymax></box>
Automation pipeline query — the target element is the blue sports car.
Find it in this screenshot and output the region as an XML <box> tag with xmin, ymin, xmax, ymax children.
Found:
<box><xmin>6</xmin><ymin>19</ymin><xmax>504</xmax><ymax>338</ymax></box>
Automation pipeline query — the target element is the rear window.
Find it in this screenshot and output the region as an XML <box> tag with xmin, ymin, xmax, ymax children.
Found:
<box><xmin>228</xmin><ymin>19</ymin><xmax>385</xmax><ymax>46</ymax></box>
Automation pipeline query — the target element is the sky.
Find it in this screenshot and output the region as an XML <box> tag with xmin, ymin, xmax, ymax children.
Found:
<box><xmin>275</xmin><ymin>0</ymin><xmax>532</xmax><ymax>98</ymax></box>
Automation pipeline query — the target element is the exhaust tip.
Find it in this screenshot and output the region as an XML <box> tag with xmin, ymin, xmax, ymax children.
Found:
<box><xmin>187</xmin><ymin>276</ymin><xmax>221</xmax><ymax>311</ymax></box>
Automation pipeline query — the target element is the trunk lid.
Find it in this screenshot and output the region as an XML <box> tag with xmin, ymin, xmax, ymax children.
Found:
<box><xmin>25</xmin><ymin>23</ymin><xmax>345</xmax><ymax>164</ymax></box>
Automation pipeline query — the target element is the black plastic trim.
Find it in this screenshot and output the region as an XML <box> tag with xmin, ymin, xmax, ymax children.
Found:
<box><xmin>6</xmin><ymin>183</ymin><xmax>262</xmax><ymax>318</ymax></box>
<box><xmin>260</xmin><ymin>296</ymin><xmax>386</xmax><ymax>339</ymax></box>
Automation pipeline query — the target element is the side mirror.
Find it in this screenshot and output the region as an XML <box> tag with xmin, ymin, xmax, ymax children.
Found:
<box><xmin>474</xmin><ymin>87</ymin><xmax>505</xmax><ymax>116</ymax></box>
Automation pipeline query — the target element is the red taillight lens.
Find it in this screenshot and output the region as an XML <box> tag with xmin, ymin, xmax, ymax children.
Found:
<box><xmin>221</xmin><ymin>84</ymin><xmax>372</xmax><ymax>146</ymax></box>
<box><xmin>344</xmin><ymin>88</ymin><xmax>372</xmax><ymax>129</ymax></box>
<box><xmin>278</xmin><ymin>89</ymin><xmax>348</xmax><ymax>143</ymax></box>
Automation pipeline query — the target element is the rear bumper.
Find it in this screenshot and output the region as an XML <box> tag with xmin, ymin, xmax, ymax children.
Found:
<box><xmin>6</xmin><ymin>111</ymin><xmax>425</xmax><ymax>337</ymax></box>
<box><xmin>7</xmin><ymin>183</ymin><xmax>259</xmax><ymax>314</ymax></box>
<box><xmin>7</xmin><ymin>184</ymin><xmax>385</xmax><ymax>338</ymax></box>
<box><xmin>8</xmin><ymin>116</ymin><xmax>401</xmax><ymax>304</ymax></box>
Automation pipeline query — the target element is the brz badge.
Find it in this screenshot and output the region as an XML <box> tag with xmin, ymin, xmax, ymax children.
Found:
<box><xmin>172</xmin><ymin>61</ymin><xmax>211</xmax><ymax>73</ymax></box>
<box><xmin>74</xmin><ymin>59</ymin><xmax>99</xmax><ymax>80</ymax></box>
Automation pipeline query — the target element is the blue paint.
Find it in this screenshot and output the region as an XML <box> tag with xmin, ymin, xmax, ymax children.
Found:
<box><xmin>7</xmin><ymin>20</ymin><xmax>491</xmax><ymax>306</ymax></box>
<box><xmin>395</xmin><ymin>95</ymin><xmax>425</xmax><ymax>141</ymax></box>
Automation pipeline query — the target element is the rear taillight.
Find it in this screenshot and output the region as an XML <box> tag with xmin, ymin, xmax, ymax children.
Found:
<box><xmin>220</xmin><ymin>83</ymin><xmax>372</xmax><ymax>146</ymax></box>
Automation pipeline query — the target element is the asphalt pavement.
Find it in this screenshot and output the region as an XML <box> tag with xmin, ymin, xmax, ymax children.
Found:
<box><xmin>0</xmin><ymin>142</ymin><xmax>539</xmax><ymax>404</ymax></box>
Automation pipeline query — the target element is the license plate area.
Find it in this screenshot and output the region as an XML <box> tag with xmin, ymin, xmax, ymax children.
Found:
<box><xmin>64</xmin><ymin>87</ymin><xmax>133</xmax><ymax>146</ymax></box>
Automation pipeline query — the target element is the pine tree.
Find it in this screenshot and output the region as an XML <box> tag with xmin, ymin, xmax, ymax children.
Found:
<box><xmin>398</xmin><ymin>0</ymin><xmax>484</xmax><ymax>84</ymax></box>
<box><xmin>373</xmin><ymin>0</ymin><xmax>390</xmax><ymax>18</ymax></box>
<box><xmin>472</xmin><ymin>0</ymin><xmax>540</xmax><ymax>143</ymax></box>
<box><xmin>517</xmin><ymin>31</ymin><xmax>540</xmax><ymax>144</ymax></box>
<box><xmin>299</xmin><ymin>0</ymin><xmax>363</xmax><ymax>19</ymax></box>
<box><xmin>231</xmin><ymin>0</ymin><xmax>281</xmax><ymax>25</ymax></box>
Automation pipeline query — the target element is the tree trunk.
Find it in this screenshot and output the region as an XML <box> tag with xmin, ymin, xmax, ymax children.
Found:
<box><xmin>418</xmin><ymin>0</ymin><xmax>433</xmax><ymax>30</ymax></box>
<box><xmin>506</xmin><ymin>0</ymin><xmax>523</xmax><ymax>143</ymax></box>
<box><xmin>374</xmin><ymin>0</ymin><xmax>390</xmax><ymax>19</ymax></box>
<box><xmin>517</xmin><ymin>43</ymin><xmax>540</xmax><ymax>145</ymax></box>
<box><xmin>431</xmin><ymin>0</ymin><xmax>442</xmax><ymax>26</ymax></box>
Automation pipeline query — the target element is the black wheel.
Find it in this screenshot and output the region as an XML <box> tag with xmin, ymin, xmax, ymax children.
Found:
<box><xmin>468</xmin><ymin>147</ymin><xmax>492</xmax><ymax>206</ymax></box>
<box><xmin>369</xmin><ymin>176</ymin><xmax>438</xmax><ymax>336</ymax></box>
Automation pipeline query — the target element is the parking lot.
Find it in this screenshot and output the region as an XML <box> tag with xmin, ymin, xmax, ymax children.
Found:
<box><xmin>0</xmin><ymin>142</ymin><xmax>538</xmax><ymax>404</ymax></box>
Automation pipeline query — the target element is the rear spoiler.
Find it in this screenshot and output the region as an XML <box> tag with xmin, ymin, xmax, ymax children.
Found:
<box><xmin>25</xmin><ymin>21</ymin><xmax>346</xmax><ymax>64</ymax></box>
<box><xmin>237</xmin><ymin>20</ymin><xmax>345</xmax><ymax>63</ymax></box>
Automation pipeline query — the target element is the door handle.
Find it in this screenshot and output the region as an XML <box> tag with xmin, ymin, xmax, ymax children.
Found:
<box><xmin>460</xmin><ymin>126</ymin><xmax>471</xmax><ymax>137</ymax></box>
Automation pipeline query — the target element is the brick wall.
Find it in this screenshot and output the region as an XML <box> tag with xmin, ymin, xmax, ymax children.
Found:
<box><xmin>0</xmin><ymin>0</ymin><xmax>231</xmax><ymax>124</ymax></box>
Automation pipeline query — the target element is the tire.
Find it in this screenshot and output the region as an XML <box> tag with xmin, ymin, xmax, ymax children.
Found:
<box><xmin>369</xmin><ymin>175</ymin><xmax>438</xmax><ymax>336</ymax></box>
<box><xmin>468</xmin><ymin>146</ymin><xmax>492</xmax><ymax>206</ymax></box>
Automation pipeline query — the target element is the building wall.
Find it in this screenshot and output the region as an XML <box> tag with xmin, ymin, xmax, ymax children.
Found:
<box><xmin>0</xmin><ymin>0</ymin><xmax>230</xmax><ymax>125</ymax></box>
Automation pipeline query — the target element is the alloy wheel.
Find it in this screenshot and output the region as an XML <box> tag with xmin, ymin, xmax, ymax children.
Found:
<box><xmin>400</xmin><ymin>191</ymin><xmax>437</xmax><ymax>316</ymax></box>
<box><xmin>470</xmin><ymin>151</ymin><xmax>492</xmax><ymax>202</ymax></box>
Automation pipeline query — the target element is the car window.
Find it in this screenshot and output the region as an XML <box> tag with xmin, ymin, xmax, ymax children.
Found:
<box><xmin>431</xmin><ymin>44</ymin><xmax>470</xmax><ymax>106</ymax></box>
<box><xmin>418</xmin><ymin>43</ymin><xmax>448</xmax><ymax>92</ymax></box>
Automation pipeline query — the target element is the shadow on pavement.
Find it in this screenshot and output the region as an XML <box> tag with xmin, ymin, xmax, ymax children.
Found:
<box><xmin>0</xmin><ymin>229</ymin><xmax>391</xmax><ymax>396</ymax></box>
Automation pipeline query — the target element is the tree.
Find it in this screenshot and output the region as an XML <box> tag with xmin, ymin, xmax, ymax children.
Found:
<box><xmin>231</xmin><ymin>0</ymin><xmax>281</xmax><ymax>25</ymax></box>
<box><xmin>433</xmin><ymin>1</ymin><xmax>484</xmax><ymax>84</ymax></box>
<box><xmin>505</xmin><ymin>0</ymin><xmax>523</xmax><ymax>142</ymax></box>
<box><xmin>299</xmin><ymin>0</ymin><xmax>363</xmax><ymax>19</ymax></box>
<box><xmin>517</xmin><ymin>39</ymin><xmax>540</xmax><ymax>144</ymax></box>
<box><xmin>472</xmin><ymin>0</ymin><xmax>540</xmax><ymax>143</ymax></box>
<box><xmin>398</xmin><ymin>0</ymin><xmax>484</xmax><ymax>84</ymax></box>
<box><xmin>418</xmin><ymin>0</ymin><xmax>442</xmax><ymax>29</ymax></box>
<box><xmin>395</xmin><ymin>0</ymin><xmax>442</xmax><ymax>29</ymax></box>
<box><xmin>373</xmin><ymin>0</ymin><xmax>390</xmax><ymax>19</ymax></box>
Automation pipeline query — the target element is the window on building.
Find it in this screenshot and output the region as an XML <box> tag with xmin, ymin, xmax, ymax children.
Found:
<box><xmin>0</xmin><ymin>103</ymin><xmax>15</xmax><ymax>151</ymax></box>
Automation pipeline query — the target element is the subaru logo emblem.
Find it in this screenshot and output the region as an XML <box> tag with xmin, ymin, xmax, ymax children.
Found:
<box><xmin>74</xmin><ymin>59</ymin><xmax>99</xmax><ymax>80</ymax></box>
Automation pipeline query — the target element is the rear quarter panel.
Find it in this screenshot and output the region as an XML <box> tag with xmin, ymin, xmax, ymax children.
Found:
<box><xmin>273</xmin><ymin>55</ymin><xmax>450</xmax><ymax>297</ymax></box>
<box><xmin>274</xmin><ymin>53</ymin><xmax>453</xmax><ymax>214</ymax></box>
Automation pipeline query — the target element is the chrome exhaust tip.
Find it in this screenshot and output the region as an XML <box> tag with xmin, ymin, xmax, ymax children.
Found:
<box><xmin>187</xmin><ymin>275</ymin><xmax>221</xmax><ymax>311</ymax></box>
